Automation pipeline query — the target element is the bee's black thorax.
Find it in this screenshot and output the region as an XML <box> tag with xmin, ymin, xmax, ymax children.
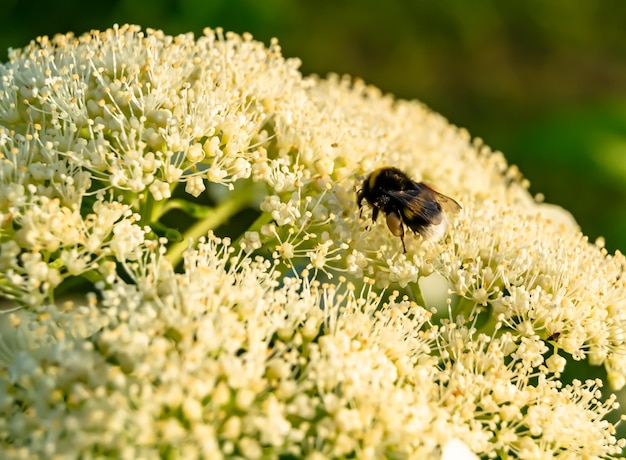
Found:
<box><xmin>367</xmin><ymin>167</ymin><xmax>414</xmax><ymax>192</ymax></box>
<box><xmin>359</xmin><ymin>167</ymin><xmax>417</xmax><ymax>215</ymax></box>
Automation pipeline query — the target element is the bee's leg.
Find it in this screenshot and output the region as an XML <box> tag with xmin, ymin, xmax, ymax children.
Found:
<box><xmin>399</xmin><ymin>232</ymin><xmax>407</xmax><ymax>253</ymax></box>
<box><xmin>385</xmin><ymin>212</ymin><xmax>407</xmax><ymax>253</ymax></box>
<box><xmin>360</xmin><ymin>207</ymin><xmax>378</xmax><ymax>231</ymax></box>
<box><xmin>371</xmin><ymin>207</ymin><xmax>379</xmax><ymax>223</ymax></box>
<box><xmin>356</xmin><ymin>191</ymin><xmax>365</xmax><ymax>218</ymax></box>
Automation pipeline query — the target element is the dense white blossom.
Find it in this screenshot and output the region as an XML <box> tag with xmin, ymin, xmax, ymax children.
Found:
<box><xmin>0</xmin><ymin>24</ymin><xmax>625</xmax><ymax>458</ymax></box>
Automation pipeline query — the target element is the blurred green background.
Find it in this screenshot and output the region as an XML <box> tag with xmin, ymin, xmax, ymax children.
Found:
<box><xmin>2</xmin><ymin>0</ymin><xmax>626</xmax><ymax>252</ymax></box>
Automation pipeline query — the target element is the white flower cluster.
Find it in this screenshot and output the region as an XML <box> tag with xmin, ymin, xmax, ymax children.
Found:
<box><xmin>1</xmin><ymin>234</ymin><xmax>620</xmax><ymax>458</ymax></box>
<box><xmin>0</xmin><ymin>24</ymin><xmax>624</xmax><ymax>458</ymax></box>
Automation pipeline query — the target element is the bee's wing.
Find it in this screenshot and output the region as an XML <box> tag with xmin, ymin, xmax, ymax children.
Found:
<box><xmin>386</xmin><ymin>188</ymin><xmax>444</xmax><ymax>224</ymax></box>
<box><xmin>420</xmin><ymin>183</ymin><xmax>462</xmax><ymax>214</ymax></box>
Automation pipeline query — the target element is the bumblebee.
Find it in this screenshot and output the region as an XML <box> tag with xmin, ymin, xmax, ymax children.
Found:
<box><xmin>357</xmin><ymin>167</ymin><xmax>461</xmax><ymax>252</ymax></box>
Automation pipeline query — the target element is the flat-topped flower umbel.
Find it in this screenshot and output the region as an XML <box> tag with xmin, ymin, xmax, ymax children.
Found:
<box><xmin>0</xmin><ymin>24</ymin><xmax>624</xmax><ymax>459</ymax></box>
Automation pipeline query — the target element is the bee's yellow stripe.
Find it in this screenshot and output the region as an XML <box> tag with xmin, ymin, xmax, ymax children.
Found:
<box><xmin>368</xmin><ymin>167</ymin><xmax>385</xmax><ymax>189</ymax></box>
<box><xmin>403</xmin><ymin>208</ymin><xmax>416</xmax><ymax>219</ymax></box>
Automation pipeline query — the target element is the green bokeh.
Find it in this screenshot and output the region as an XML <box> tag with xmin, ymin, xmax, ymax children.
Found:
<box><xmin>2</xmin><ymin>0</ymin><xmax>625</xmax><ymax>252</ymax></box>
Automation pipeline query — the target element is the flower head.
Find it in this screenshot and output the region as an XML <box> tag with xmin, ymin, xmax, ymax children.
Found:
<box><xmin>0</xmin><ymin>24</ymin><xmax>625</xmax><ymax>458</ymax></box>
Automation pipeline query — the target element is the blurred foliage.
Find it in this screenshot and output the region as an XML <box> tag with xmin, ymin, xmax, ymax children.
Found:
<box><xmin>2</xmin><ymin>0</ymin><xmax>625</xmax><ymax>252</ymax></box>
<box><xmin>2</xmin><ymin>0</ymin><xmax>626</xmax><ymax>448</ymax></box>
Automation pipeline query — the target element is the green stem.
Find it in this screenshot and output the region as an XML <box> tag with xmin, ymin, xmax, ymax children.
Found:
<box><xmin>138</xmin><ymin>184</ymin><xmax>175</xmax><ymax>225</ymax></box>
<box><xmin>408</xmin><ymin>281</ymin><xmax>426</xmax><ymax>308</ymax></box>
<box><xmin>139</xmin><ymin>193</ymin><xmax>156</xmax><ymax>226</ymax></box>
<box><xmin>165</xmin><ymin>184</ymin><xmax>256</xmax><ymax>267</ymax></box>
<box><xmin>153</xmin><ymin>200</ymin><xmax>179</xmax><ymax>221</ymax></box>
<box><xmin>475</xmin><ymin>304</ymin><xmax>501</xmax><ymax>336</ymax></box>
